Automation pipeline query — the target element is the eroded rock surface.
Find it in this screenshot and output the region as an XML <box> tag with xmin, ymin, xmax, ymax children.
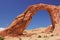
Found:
<box><xmin>0</xmin><ymin>3</ymin><xmax>60</xmax><ymax>37</ymax></box>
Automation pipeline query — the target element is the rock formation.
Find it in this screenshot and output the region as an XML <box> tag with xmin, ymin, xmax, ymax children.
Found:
<box><xmin>0</xmin><ymin>3</ymin><xmax>60</xmax><ymax>37</ymax></box>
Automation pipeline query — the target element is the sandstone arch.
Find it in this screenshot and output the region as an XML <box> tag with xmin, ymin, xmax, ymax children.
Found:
<box><xmin>0</xmin><ymin>3</ymin><xmax>60</xmax><ymax>36</ymax></box>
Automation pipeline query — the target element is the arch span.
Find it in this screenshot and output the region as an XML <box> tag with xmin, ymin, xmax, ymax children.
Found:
<box><xmin>0</xmin><ymin>3</ymin><xmax>60</xmax><ymax>36</ymax></box>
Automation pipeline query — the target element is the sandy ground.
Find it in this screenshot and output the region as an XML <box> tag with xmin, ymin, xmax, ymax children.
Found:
<box><xmin>1</xmin><ymin>28</ymin><xmax>60</xmax><ymax>40</ymax></box>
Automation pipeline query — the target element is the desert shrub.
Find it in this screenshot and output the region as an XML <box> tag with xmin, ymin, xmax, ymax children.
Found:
<box><xmin>38</xmin><ymin>35</ymin><xmax>41</xmax><ymax>38</ymax></box>
<box><xmin>19</xmin><ymin>38</ymin><xmax>22</xmax><ymax>40</ymax></box>
<box><xmin>0</xmin><ymin>36</ymin><xmax>4</xmax><ymax>40</ymax></box>
<box><xmin>50</xmin><ymin>34</ymin><xmax>54</xmax><ymax>37</ymax></box>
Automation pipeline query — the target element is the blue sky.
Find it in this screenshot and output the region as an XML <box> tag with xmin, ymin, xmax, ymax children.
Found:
<box><xmin>0</xmin><ymin>0</ymin><xmax>60</xmax><ymax>30</ymax></box>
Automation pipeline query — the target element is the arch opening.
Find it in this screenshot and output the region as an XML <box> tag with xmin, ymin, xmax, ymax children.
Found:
<box><xmin>26</xmin><ymin>10</ymin><xmax>52</xmax><ymax>30</ymax></box>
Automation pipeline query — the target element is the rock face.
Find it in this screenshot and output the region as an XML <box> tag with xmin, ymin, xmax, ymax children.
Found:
<box><xmin>44</xmin><ymin>25</ymin><xmax>53</xmax><ymax>33</ymax></box>
<box><xmin>0</xmin><ymin>3</ymin><xmax>60</xmax><ymax>36</ymax></box>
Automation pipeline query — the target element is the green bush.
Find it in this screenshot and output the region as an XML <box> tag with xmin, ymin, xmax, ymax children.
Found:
<box><xmin>0</xmin><ymin>37</ymin><xmax>4</xmax><ymax>40</ymax></box>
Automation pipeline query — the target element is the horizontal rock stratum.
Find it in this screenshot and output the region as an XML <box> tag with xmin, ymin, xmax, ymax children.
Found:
<box><xmin>0</xmin><ymin>3</ymin><xmax>60</xmax><ymax>37</ymax></box>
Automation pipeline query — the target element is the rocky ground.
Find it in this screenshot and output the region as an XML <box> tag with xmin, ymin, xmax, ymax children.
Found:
<box><xmin>0</xmin><ymin>28</ymin><xmax>60</xmax><ymax>40</ymax></box>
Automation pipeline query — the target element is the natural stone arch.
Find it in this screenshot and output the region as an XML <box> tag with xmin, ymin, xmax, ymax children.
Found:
<box><xmin>0</xmin><ymin>3</ymin><xmax>60</xmax><ymax>36</ymax></box>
